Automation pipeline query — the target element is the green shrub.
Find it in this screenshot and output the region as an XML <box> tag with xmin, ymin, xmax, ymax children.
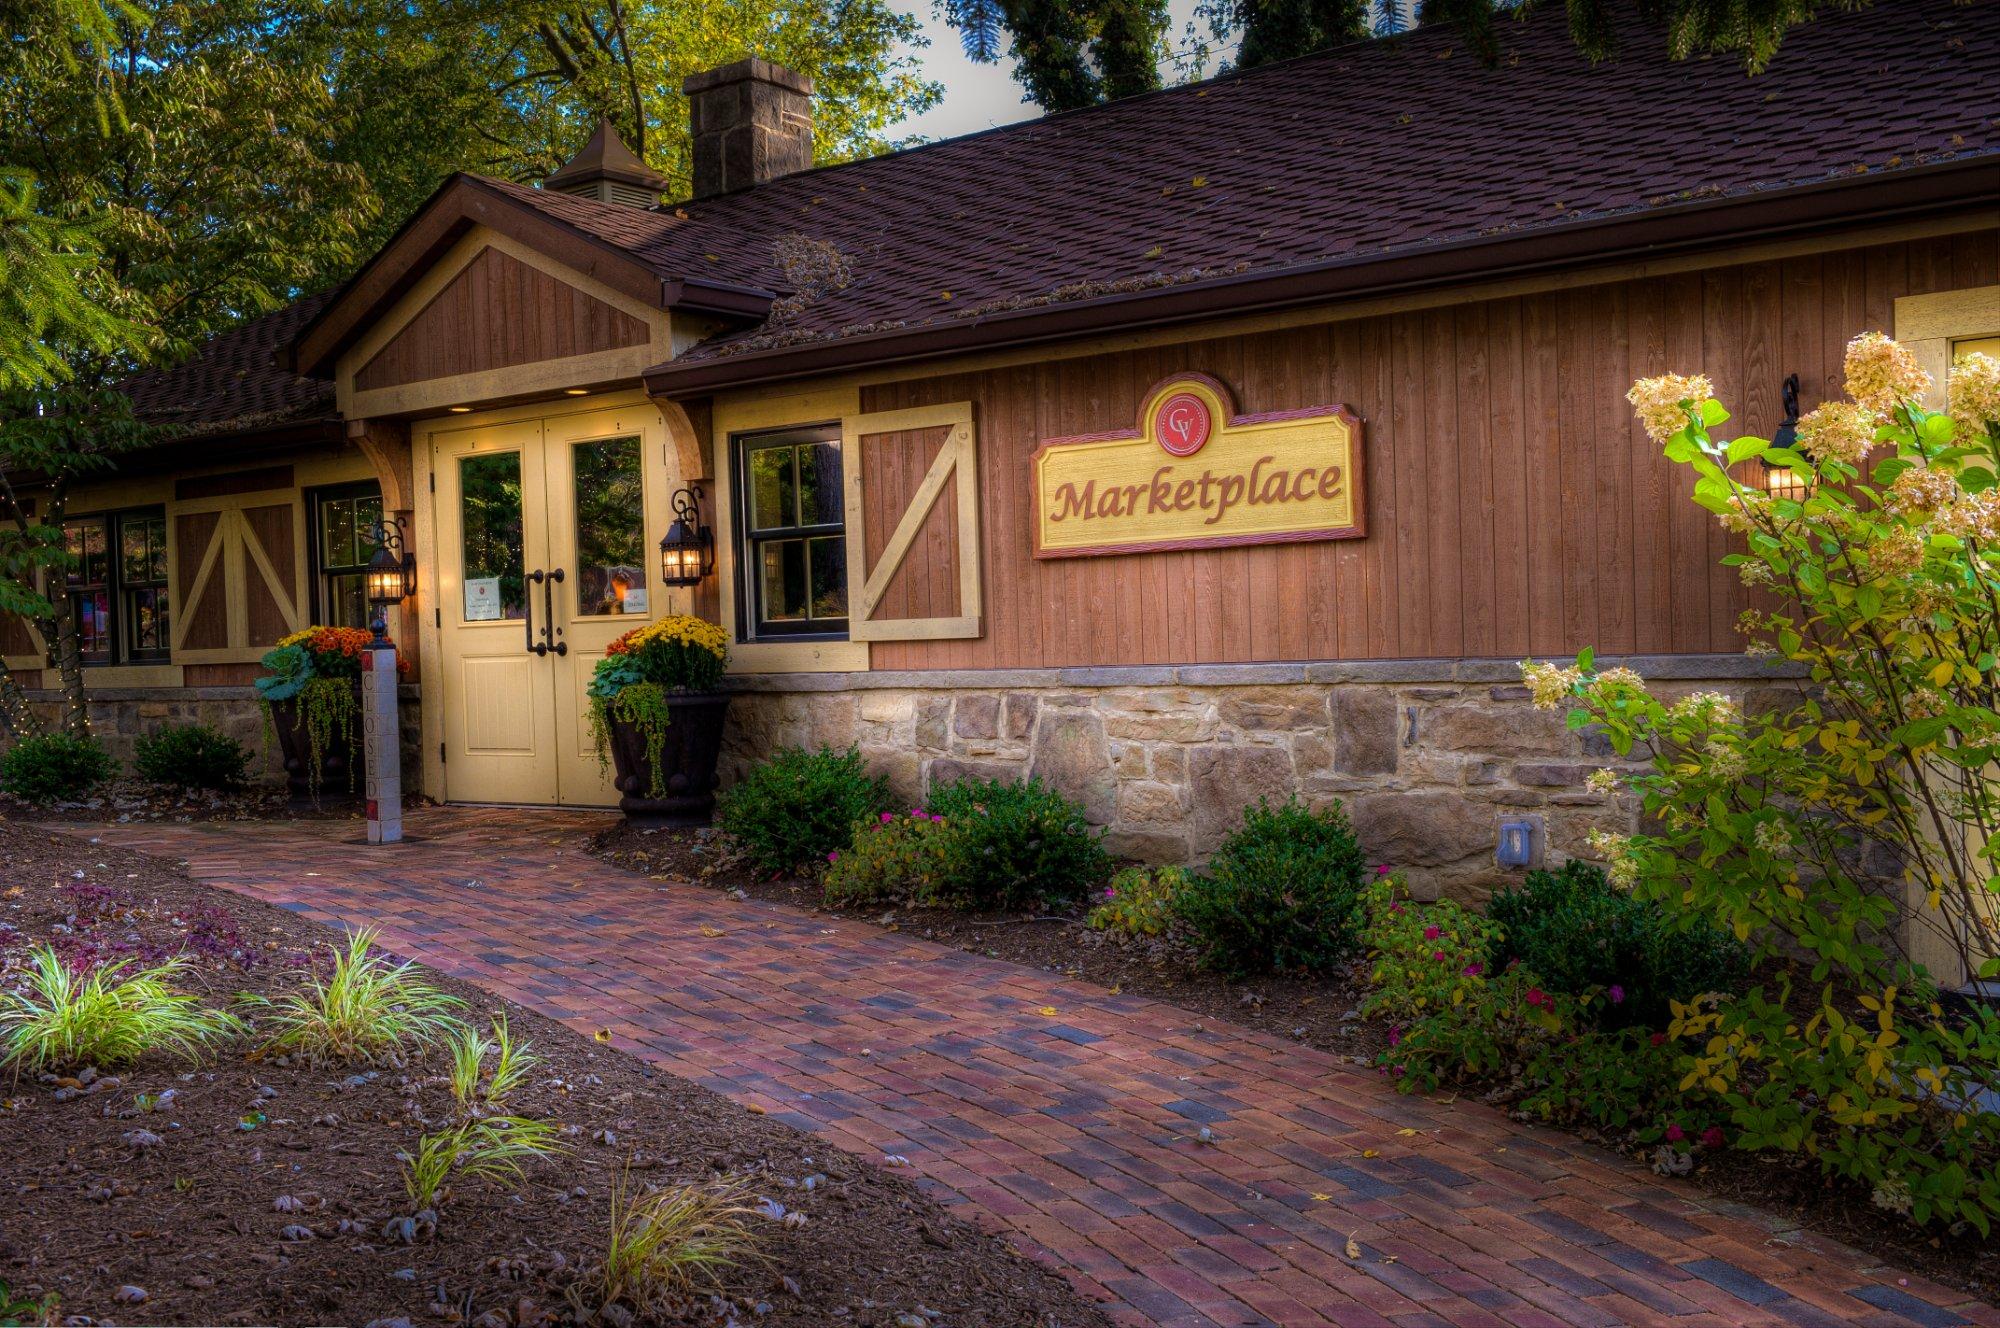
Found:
<box><xmin>924</xmin><ymin>777</ymin><xmax>1111</xmax><ymax>911</ymax></box>
<box><xmin>1175</xmin><ymin>798</ymin><xmax>1367</xmax><ymax>978</ymax></box>
<box><xmin>133</xmin><ymin>722</ymin><xmax>251</xmax><ymax>790</ymax></box>
<box><xmin>1086</xmin><ymin>865</ymin><xmax>1188</xmax><ymax>939</ymax></box>
<box><xmin>715</xmin><ymin>746</ymin><xmax>892</xmax><ymax>875</ymax></box>
<box><xmin>1488</xmin><ymin>860</ymin><xmax>1748</xmax><ymax>1029</ymax></box>
<box><xmin>0</xmin><ymin>731</ymin><xmax>114</xmax><ymax>804</ymax></box>
<box><xmin>822</xmin><ymin>810</ymin><xmax>952</xmax><ymax>908</ymax></box>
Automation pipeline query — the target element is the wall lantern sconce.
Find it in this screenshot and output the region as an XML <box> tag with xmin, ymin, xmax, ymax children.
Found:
<box><xmin>658</xmin><ymin>487</ymin><xmax>715</xmax><ymax>588</ymax></box>
<box><xmin>1760</xmin><ymin>372</ymin><xmax>1813</xmax><ymax>500</ymax></box>
<box><xmin>1496</xmin><ymin>817</ymin><xmax>1539</xmax><ymax>870</ymax></box>
<box><xmin>364</xmin><ymin>516</ymin><xmax>416</xmax><ymax>643</ymax></box>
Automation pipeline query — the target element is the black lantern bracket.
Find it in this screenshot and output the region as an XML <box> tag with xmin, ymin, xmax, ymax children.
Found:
<box><xmin>365</xmin><ymin>515</ymin><xmax>417</xmax><ymax>644</ymax></box>
<box><xmin>658</xmin><ymin>486</ymin><xmax>716</xmax><ymax>588</ymax></box>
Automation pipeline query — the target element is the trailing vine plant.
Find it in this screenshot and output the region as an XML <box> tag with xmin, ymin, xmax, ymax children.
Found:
<box><xmin>587</xmin><ymin>615</ymin><xmax>729</xmax><ymax>798</ymax></box>
<box><xmin>254</xmin><ymin>626</ymin><xmax>380</xmax><ymax>796</ymax></box>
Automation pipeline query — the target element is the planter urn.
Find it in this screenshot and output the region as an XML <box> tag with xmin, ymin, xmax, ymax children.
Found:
<box><xmin>604</xmin><ymin>691</ymin><xmax>732</xmax><ymax>827</ymax></box>
<box><xmin>265</xmin><ymin>687</ymin><xmax>363</xmax><ymax>806</ymax></box>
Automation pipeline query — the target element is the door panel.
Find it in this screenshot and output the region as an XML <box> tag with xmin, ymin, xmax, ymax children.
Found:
<box><xmin>433</xmin><ymin>421</ymin><xmax>559</xmax><ymax>804</ymax></box>
<box><xmin>431</xmin><ymin>402</ymin><xmax>673</xmax><ymax>807</ymax></box>
<box><xmin>544</xmin><ymin>408</ymin><xmax>666</xmax><ymax>806</ymax></box>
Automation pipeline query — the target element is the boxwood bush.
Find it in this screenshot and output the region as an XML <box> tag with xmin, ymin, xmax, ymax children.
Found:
<box><xmin>134</xmin><ymin>722</ymin><xmax>252</xmax><ymax>790</ymax></box>
<box><xmin>923</xmin><ymin>776</ymin><xmax>1111</xmax><ymax>912</ymax></box>
<box><xmin>1488</xmin><ymin>859</ymin><xmax>1750</xmax><ymax>1030</ymax></box>
<box><xmin>1175</xmin><ymin>797</ymin><xmax>1367</xmax><ymax>977</ymax></box>
<box><xmin>715</xmin><ymin>745</ymin><xmax>893</xmax><ymax>876</ymax></box>
<box><xmin>0</xmin><ymin>731</ymin><xmax>115</xmax><ymax>804</ymax></box>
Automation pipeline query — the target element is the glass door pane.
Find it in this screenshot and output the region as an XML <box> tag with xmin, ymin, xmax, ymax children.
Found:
<box><xmin>570</xmin><ymin>437</ymin><xmax>647</xmax><ymax>617</ymax></box>
<box><xmin>459</xmin><ymin>452</ymin><xmax>526</xmax><ymax>621</ymax></box>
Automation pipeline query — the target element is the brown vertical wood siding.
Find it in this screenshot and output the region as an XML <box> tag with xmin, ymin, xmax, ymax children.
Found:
<box><xmin>855</xmin><ymin>231</ymin><xmax>2000</xmax><ymax>672</ymax></box>
<box><xmin>355</xmin><ymin>246</ymin><xmax>648</xmax><ymax>390</ymax></box>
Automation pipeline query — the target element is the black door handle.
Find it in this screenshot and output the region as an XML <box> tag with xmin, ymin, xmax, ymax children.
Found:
<box><xmin>544</xmin><ymin>568</ymin><xmax>568</xmax><ymax>656</ymax></box>
<box><xmin>525</xmin><ymin>569</ymin><xmax>548</xmax><ymax>656</ymax></box>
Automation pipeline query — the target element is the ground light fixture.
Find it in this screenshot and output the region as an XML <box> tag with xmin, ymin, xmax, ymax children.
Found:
<box><xmin>658</xmin><ymin>486</ymin><xmax>715</xmax><ymax>587</ymax></box>
<box><xmin>365</xmin><ymin>516</ymin><xmax>416</xmax><ymax>643</ymax></box>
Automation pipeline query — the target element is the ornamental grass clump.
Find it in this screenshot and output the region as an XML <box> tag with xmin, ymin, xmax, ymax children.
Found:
<box><xmin>444</xmin><ymin>1013</ymin><xmax>540</xmax><ymax>1114</ymax></box>
<box><xmin>242</xmin><ymin>927</ymin><xmax>462</xmax><ymax>1065</ymax></box>
<box><xmin>585</xmin><ymin>1168</ymin><xmax>761</xmax><ymax>1316</ymax></box>
<box><xmin>715</xmin><ymin>745</ymin><xmax>892</xmax><ymax>875</ymax></box>
<box><xmin>400</xmin><ymin>1115</ymin><xmax>564</xmax><ymax>1215</ymax></box>
<box><xmin>0</xmin><ymin>945</ymin><xmax>244</xmax><ymax>1073</ymax></box>
<box><xmin>587</xmin><ymin>614</ymin><xmax>728</xmax><ymax>798</ymax></box>
<box><xmin>1516</xmin><ymin>337</ymin><xmax>2000</xmax><ymax>1230</ymax></box>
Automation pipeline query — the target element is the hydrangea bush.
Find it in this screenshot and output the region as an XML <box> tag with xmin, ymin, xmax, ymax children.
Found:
<box><xmin>1522</xmin><ymin>335</ymin><xmax>2000</xmax><ymax>1230</ymax></box>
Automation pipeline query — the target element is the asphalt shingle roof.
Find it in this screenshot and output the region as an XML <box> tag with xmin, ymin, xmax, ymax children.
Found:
<box><xmin>483</xmin><ymin>0</ymin><xmax>1999</xmax><ymax>365</ymax></box>
<box><xmin>120</xmin><ymin>290</ymin><xmax>338</xmax><ymax>437</ymax></box>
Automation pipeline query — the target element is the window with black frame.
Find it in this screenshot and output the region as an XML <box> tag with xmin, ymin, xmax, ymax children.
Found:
<box><xmin>735</xmin><ymin>428</ymin><xmax>847</xmax><ymax>639</ymax></box>
<box><xmin>310</xmin><ymin>483</ymin><xmax>383</xmax><ymax>630</ymax></box>
<box><xmin>61</xmin><ymin>508</ymin><xmax>168</xmax><ymax>665</ymax></box>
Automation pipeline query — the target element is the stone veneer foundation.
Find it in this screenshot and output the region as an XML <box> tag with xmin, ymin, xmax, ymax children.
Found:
<box><xmin>721</xmin><ymin>654</ymin><xmax>1804</xmax><ymax>901</ymax></box>
<box><xmin>15</xmin><ymin>685</ymin><xmax>425</xmax><ymax>789</ymax></box>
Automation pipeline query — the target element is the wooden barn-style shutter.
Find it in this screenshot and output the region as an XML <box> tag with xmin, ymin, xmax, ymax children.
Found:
<box><xmin>1</xmin><ymin>596</ymin><xmax>48</xmax><ymax>672</ymax></box>
<box><xmin>169</xmin><ymin>495</ymin><xmax>307</xmax><ymax>663</ymax></box>
<box><xmin>841</xmin><ymin>402</ymin><xmax>981</xmax><ymax>642</ymax></box>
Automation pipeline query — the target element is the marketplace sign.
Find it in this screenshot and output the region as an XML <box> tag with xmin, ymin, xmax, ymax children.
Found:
<box><xmin>1031</xmin><ymin>374</ymin><xmax>1365</xmax><ymax>559</ymax></box>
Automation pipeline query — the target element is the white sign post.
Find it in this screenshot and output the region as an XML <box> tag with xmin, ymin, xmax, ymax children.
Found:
<box><xmin>362</xmin><ymin>641</ymin><xmax>402</xmax><ymax>844</ymax></box>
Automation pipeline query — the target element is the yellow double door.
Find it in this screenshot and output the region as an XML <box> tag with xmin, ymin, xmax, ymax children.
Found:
<box><xmin>431</xmin><ymin>402</ymin><xmax>673</xmax><ymax>805</ymax></box>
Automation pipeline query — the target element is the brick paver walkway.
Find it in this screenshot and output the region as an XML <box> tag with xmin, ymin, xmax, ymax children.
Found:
<box><xmin>58</xmin><ymin>808</ymin><xmax>1998</xmax><ymax>1328</ymax></box>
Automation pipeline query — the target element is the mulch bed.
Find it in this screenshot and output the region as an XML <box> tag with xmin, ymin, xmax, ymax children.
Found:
<box><xmin>0</xmin><ymin>821</ymin><xmax>1108</xmax><ymax>1328</ymax></box>
<box><xmin>588</xmin><ymin>822</ymin><xmax>2000</xmax><ymax>1306</ymax></box>
<box><xmin>5</xmin><ymin>779</ymin><xmax>384</xmax><ymax>826</ymax></box>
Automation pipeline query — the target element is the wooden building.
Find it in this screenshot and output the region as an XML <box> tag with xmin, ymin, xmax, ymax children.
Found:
<box><xmin>9</xmin><ymin>2</ymin><xmax>1999</xmax><ymax>899</ymax></box>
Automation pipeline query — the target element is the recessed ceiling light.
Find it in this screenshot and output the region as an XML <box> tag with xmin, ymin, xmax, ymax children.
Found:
<box><xmin>448</xmin><ymin>405</ymin><xmax>472</xmax><ymax>413</ymax></box>
<box><xmin>564</xmin><ymin>388</ymin><xmax>589</xmax><ymax>396</ymax></box>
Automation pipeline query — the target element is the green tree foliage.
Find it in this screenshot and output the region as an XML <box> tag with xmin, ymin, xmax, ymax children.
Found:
<box><xmin>941</xmin><ymin>0</ymin><xmax>1872</xmax><ymax>112</ymax></box>
<box><xmin>299</xmin><ymin>0</ymin><xmax>940</xmax><ymax>242</ymax></box>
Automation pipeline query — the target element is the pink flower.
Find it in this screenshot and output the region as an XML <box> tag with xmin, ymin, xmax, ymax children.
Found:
<box><xmin>1374</xmin><ymin>864</ymin><xmax>1390</xmax><ymax>877</ymax></box>
<box><xmin>1423</xmin><ymin>925</ymin><xmax>1441</xmax><ymax>941</ymax></box>
<box><xmin>1649</xmin><ymin>1032</ymin><xmax>1667</xmax><ymax>1047</ymax></box>
<box><xmin>1525</xmin><ymin>987</ymin><xmax>1546</xmax><ymax>1008</ymax></box>
<box><xmin>1462</xmin><ymin>962</ymin><xmax>1484</xmax><ymax>978</ymax></box>
<box><xmin>1104</xmin><ymin>887</ymin><xmax>1117</xmax><ymax>899</ymax></box>
<box><xmin>880</xmin><ymin>812</ymin><xmax>895</xmax><ymax>824</ymax></box>
<box><xmin>1701</xmin><ymin>1126</ymin><xmax>1724</xmax><ymax>1149</ymax></box>
<box><xmin>1432</xmin><ymin>950</ymin><xmax>1447</xmax><ymax>962</ymax></box>
<box><xmin>1387</xmin><ymin>1026</ymin><xmax>1402</xmax><ymax>1047</ymax></box>
<box><xmin>827</xmin><ymin>851</ymin><xmax>839</xmax><ymax>864</ymax></box>
<box><xmin>1388</xmin><ymin>904</ymin><xmax>1404</xmax><ymax>916</ymax></box>
<box><xmin>1607</xmin><ymin>985</ymin><xmax>1625</xmax><ymax>1005</ymax></box>
<box><xmin>1664</xmin><ymin>1123</ymin><xmax>1685</xmax><ymax>1143</ymax></box>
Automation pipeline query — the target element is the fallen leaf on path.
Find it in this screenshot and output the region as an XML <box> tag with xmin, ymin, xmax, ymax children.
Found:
<box><xmin>1345</xmin><ymin>1236</ymin><xmax>1362</xmax><ymax>1259</ymax></box>
<box><xmin>1396</xmin><ymin>1128</ymin><xmax>1419</xmax><ymax>1137</ymax></box>
<box><xmin>1311</xmin><ymin>1192</ymin><xmax>1333</xmax><ymax>1202</ymax></box>
<box><xmin>1037</xmin><ymin>1006</ymin><xmax>1058</xmax><ymax>1017</ymax></box>
<box><xmin>592</xmin><ymin>1029</ymin><xmax>611</xmax><ymax>1043</ymax></box>
<box><xmin>699</xmin><ymin>925</ymin><xmax>725</xmax><ymax>938</ymax></box>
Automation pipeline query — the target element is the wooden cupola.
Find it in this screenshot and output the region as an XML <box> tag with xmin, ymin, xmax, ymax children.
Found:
<box><xmin>544</xmin><ymin>120</ymin><xmax>672</xmax><ymax>209</ymax></box>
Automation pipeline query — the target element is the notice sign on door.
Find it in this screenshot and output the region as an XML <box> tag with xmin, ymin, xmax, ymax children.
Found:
<box><xmin>463</xmin><ymin>577</ymin><xmax>503</xmax><ymax>621</ymax></box>
<box><xmin>1032</xmin><ymin>374</ymin><xmax>1364</xmax><ymax>559</ymax></box>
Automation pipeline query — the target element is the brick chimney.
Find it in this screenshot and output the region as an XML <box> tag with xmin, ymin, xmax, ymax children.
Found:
<box><xmin>682</xmin><ymin>58</ymin><xmax>814</xmax><ymax>199</ymax></box>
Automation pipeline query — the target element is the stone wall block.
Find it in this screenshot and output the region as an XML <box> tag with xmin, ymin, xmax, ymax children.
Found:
<box><xmin>1216</xmin><ymin>686</ymin><xmax>1328</xmax><ymax>733</ymax></box>
<box><xmin>1421</xmin><ymin>703</ymin><xmax>1569</xmax><ymax>757</ymax></box>
<box><xmin>952</xmin><ymin>693</ymin><xmax>1000</xmax><ymax>740</ymax></box>
<box><xmin>915</xmin><ymin>696</ymin><xmax>951</xmax><ymax>752</ymax></box>
<box><xmin>1027</xmin><ymin>708</ymin><xmax>1116</xmax><ymax>824</ymax></box>
<box><xmin>807</xmin><ymin>693</ymin><xmax>858</xmax><ymax>752</ymax></box>
<box><xmin>1187</xmin><ymin>743</ymin><xmax>1296</xmax><ymax>854</ymax></box>
<box><xmin>1332</xmin><ymin>687</ymin><xmax>1398</xmax><ymax>775</ymax></box>
<box><xmin>1002</xmin><ymin>692</ymin><xmax>1039</xmax><ymax>740</ymax></box>
<box><xmin>1349</xmin><ymin>790</ymin><xmax>1494</xmax><ymax>868</ymax></box>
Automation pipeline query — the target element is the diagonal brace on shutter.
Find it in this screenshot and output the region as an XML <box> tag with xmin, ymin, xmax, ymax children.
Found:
<box><xmin>842</xmin><ymin>402</ymin><xmax>981</xmax><ymax>642</ymax></box>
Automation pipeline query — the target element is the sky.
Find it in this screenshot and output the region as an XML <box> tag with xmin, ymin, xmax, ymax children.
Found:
<box><xmin>893</xmin><ymin>0</ymin><xmax>1223</xmax><ymax>141</ymax></box>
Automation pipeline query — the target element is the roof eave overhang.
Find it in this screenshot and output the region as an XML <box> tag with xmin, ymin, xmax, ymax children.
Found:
<box><xmin>644</xmin><ymin>154</ymin><xmax>2000</xmax><ymax>400</ymax></box>
<box><xmin>290</xmin><ymin>174</ymin><xmax>772</xmax><ymax>378</ymax></box>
